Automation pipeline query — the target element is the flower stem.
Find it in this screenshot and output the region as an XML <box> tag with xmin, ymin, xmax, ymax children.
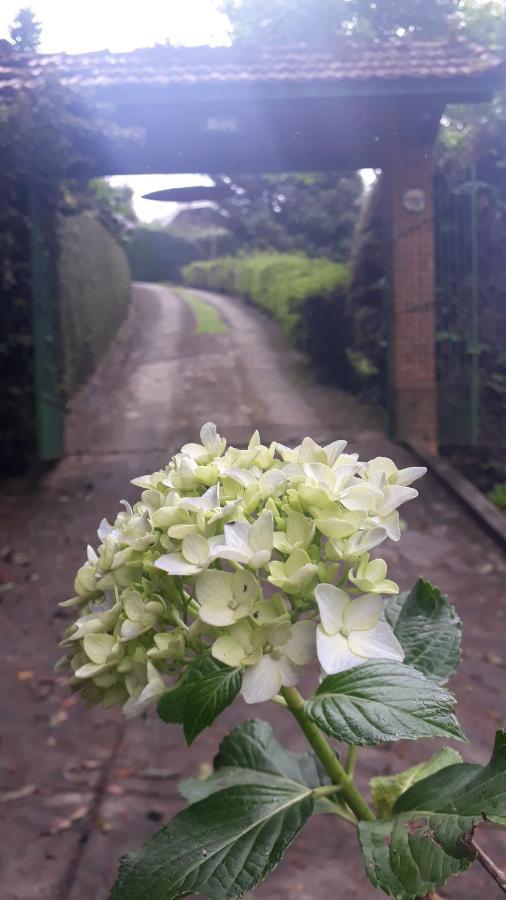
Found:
<box><xmin>281</xmin><ymin>686</ymin><xmax>374</xmax><ymax>822</ymax></box>
<box><xmin>345</xmin><ymin>745</ymin><xmax>358</xmax><ymax>777</ymax></box>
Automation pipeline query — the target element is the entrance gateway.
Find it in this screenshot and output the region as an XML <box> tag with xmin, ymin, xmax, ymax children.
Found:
<box><xmin>2</xmin><ymin>40</ymin><xmax>501</xmax><ymax>455</ymax></box>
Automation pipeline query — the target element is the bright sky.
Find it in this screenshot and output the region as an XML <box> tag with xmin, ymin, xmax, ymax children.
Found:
<box><xmin>0</xmin><ymin>1</ymin><xmax>230</xmax><ymax>221</ymax></box>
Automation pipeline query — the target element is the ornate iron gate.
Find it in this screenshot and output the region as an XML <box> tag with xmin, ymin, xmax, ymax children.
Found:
<box><xmin>434</xmin><ymin>165</ymin><xmax>480</xmax><ymax>446</ymax></box>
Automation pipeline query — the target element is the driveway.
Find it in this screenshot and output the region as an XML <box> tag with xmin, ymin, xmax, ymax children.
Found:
<box><xmin>0</xmin><ymin>283</ymin><xmax>504</xmax><ymax>899</ymax></box>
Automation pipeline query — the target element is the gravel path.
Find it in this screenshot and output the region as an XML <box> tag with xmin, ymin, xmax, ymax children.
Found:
<box><xmin>0</xmin><ymin>283</ymin><xmax>504</xmax><ymax>899</ymax></box>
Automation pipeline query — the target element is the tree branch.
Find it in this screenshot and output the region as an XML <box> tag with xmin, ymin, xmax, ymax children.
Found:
<box><xmin>464</xmin><ymin>834</ymin><xmax>506</xmax><ymax>894</ymax></box>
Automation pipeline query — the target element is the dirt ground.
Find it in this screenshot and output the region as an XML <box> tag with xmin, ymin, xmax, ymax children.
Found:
<box><xmin>0</xmin><ymin>283</ymin><xmax>505</xmax><ymax>900</ymax></box>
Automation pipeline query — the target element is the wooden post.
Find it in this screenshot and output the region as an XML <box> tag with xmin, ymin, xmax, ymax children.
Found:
<box><xmin>384</xmin><ymin>144</ymin><xmax>438</xmax><ymax>452</ymax></box>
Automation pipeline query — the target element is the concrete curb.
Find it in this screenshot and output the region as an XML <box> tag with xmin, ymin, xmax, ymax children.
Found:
<box><xmin>407</xmin><ymin>440</ymin><xmax>506</xmax><ymax>548</ymax></box>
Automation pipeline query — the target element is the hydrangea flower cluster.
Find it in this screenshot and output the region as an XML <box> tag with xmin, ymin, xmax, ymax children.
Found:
<box><xmin>58</xmin><ymin>424</ymin><xmax>425</xmax><ymax>717</ymax></box>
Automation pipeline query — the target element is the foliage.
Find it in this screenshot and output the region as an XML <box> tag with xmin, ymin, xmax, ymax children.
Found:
<box><xmin>219</xmin><ymin>0</ymin><xmax>462</xmax><ymax>43</ymax></box>
<box><xmin>182</xmin><ymin>253</ymin><xmax>353</xmax><ymax>383</ymax></box>
<box><xmin>212</xmin><ymin>172</ymin><xmax>362</xmax><ymax>261</ymax></box>
<box><xmin>57</xmin><ymin>424</ymin><xmax>506</xmax><ymax>898</ymax></box>
<box><xmin>9</xmin><ymin>6</ymin><xmax>41</xmax><ymax>52</ymax></box>
<box><xmin>77</xmin><ymin>180</ymin><xmax>138</xmax><ymax>243</ymax></box>
<box><xmin>488</xmin><ymin>481</ymin><xmax>506</xmax><ymax>510</ymax></box>
<box><xmin>383</xmin><ymin>578</ymin><xmax>462</xmax><ymax>683</ymax></box>
<box><xmin>58</xmin><ymin>212</ymin><xmax>131</xmax><ymax>396</ymax></box>
<box><xmin>126</xmin><ymin>226</ymin><xmax>198</xmax><ymax>282</ymax></box>
<box><xmin>0</xmin><ymin>71</ymin><xmax>138</xmax><ymax>471</ymax></box>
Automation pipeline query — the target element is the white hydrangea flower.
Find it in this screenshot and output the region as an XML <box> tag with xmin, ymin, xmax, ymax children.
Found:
<box><xmin>315</xmin><ymin>584</ymin><xmax>404</xmax><ymax>674</ymax></box>
<box><xmin>59</xmin><ymin>423</ymin><xmax>424</xmax><ymax>719</ymax></box>
<box><xmin>241</xmin><ymin>621</ymin><xmax>317</xmax><ymax>703</ymax></box>
<box><xmin>348</xmin><ymin>554</ymin><xmax>398</xmax><ymax>594</ymax></box>
<box><xmin>268</xmin><ymin>549</ymin><xmax>318</xmax><ymax>595</ymax></box>
<box><xmin>196</xmin><ymin>569</ymin><xmax>258</xmax><ymax>625</ymax></box>
<box><xmin>213</xmin><ymin>509</ymin><xmax>274</xmax><ymax>569</ymax></box>
<box><xmin>155</xmin><ymin>533</ymin><xmax>220</xmax><ymax>577</ymax></box>
<box><xmin>273</xmin><ymin>511</ymin><xmax>315</xmax><ymax>554</ymax></box>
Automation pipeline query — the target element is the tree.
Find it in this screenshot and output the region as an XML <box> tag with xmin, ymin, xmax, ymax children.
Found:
<box><xmin>219</xmin><ymin>0</ymin><xmax>463</xmax><ymax>44</ymax></box>
<box><xmin>9</xmin><ymin>7</ymin><xmax>42</xmax><ymax>53</ymax></box>
<box><xmin>196</xmin><ymin>172</ymin><xmax>362</xmax><ymax>260</ymax></box>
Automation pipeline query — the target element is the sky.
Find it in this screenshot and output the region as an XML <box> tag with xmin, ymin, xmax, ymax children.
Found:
<box><xmin>0</xmin><ymin>1</ymin><xmax>230</xmax><ymax>221</ymax></box>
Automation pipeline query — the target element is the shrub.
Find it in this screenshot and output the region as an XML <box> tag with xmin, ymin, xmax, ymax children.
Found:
<box><xmin>182</xmin><ymin>254</ymin><xmax>352</xmax><ymax>382</ymax></box>
<box><xmin>126</xmin><ymin>227</ymin><xmax>197</xmax><ymax>282</ymax></box>
<box><xmin>58</xmin><ymin>213</ymin><xmax>131</xmax><ymax>395</ymax></box>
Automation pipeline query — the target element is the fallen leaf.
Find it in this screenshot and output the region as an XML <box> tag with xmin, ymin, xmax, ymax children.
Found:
<box><xmin>12</xmin><ymin>551</ymin><xmax>30</xmax><ymax>566</ymax></box>
<box><xmin>17</xmin><ymin>670</ymin><xmax>35</xmax><ymax>682</ymax></box>
<box><xmin>485</xmin><ymin>650</ymin><xmax>504</xmax><ymax>666</ymax></box>
<box><xmin>49</xmin><ymin>804</ymin><xmax>89</xmax><ymax>834</ymax></box>
<box><xmin>0</xmin><ymin>784</ymin><xmax>37</xmax><ymax>802</ymax></box>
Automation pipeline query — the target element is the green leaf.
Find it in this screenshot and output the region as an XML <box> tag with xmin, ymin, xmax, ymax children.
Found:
<box><xmin>383</xmin><ymin>578</ymin><xmax>461</xmax><ymax>683</ymax></box>
<box><xmin>181</xmin><ymin>719</ymin><xmax>329</xmax><ymax>803</ymax></box>
<box><xmin>359</xmin><ymin>731</ymin><xmax>506</xmax><ymax>899</ymax></box>
<box><xmin>370</xmin><ymin>747</ymin><xmax>463</xmax><ymax>818</ymax></box>
<box><xmin>304</xmin><ymin>661</ymin><xmax>466</xmax><ymax>746</ymax></box>
<box><xmin>182</xmin><ymin>664</ymin><xmax>242</xmax><ymax>745</ymax></box>
<box><xmin>109</xmin><ymin>782</ymin><xmax>313</xmax><ymax>900</ymax></box>
<box><xmin>157</xmin><ymin>657</ymin><xmax>242</xmax><ymax>744</ymax></box>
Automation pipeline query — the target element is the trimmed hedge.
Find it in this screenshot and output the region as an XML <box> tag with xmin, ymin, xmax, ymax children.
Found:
<box><xmin>59</xmin><ymin>212</ymin><xmax>131</xmax><ymax>395</ymax></box>
<box><xmin>126</xmin><ymin>226</ymin><xmax>198</xmax><ymax>282</ymax></box>
<box><xmin>182</xmin><ymin>254</ymin><xmax>352</xmax><ymax>382</ymax></box>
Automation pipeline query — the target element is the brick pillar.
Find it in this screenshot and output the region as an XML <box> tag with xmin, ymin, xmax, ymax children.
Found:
<box><xmin>384</xmin><ymin>144</ymin><xmax>437</xmax><ymax>451</ymax></box>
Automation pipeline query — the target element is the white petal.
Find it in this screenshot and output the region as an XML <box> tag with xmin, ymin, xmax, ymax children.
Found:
<box><xmin>232</xmin><ymin>570</ymin><xmax>257</xmax><ymax>603</ymax></box>
<box><xmin>224</xmin><ymin>467</ymin><xmax>257</xmax><ymax>487</ymax></box>
<box><xmin>199</xmin><ymin>604</ymin><xmax>237</xmax><ymax>626</ymax></box>
<box><xmin>284</xmin><ymin>621</ymin><xmax>317</xmax><ymax>665</ymax></box>
<box><xmin>352</xmin><ymin>526</ymin><xmax>387</xmax><ymax>554</ymax></box>
<box><xmin>376</xmin><ymin>485</ymin><xmax>418</xmax><ymax>516</ymax></box>
<box><xmin>154</xmin><ymin>553</ymin><xmax>203</xmax><ymax>576</ymax></box>
<box><xmin>380</xmin><ymin>511</ymin><xmax>401</xmax><ymax>542</ymax></box>
<box><xmin>344</xmin><ymin>594</ymin><xmax>382</xmax><ymax>632</ymax></box>
<box><xmin>316</xmin><ymin>628</ymin><xmax>361</xmax><ymax>674</ymax></box>
<box><xmin>195</xmin><ymin>570</ymin><xmax>233</xmax><ymax>608</ymax></box>
<box><xmin>212</xmin><ymin>636</ymin><xmax>246</xmax><ymax>667</ymax></box>
<box><xmin>314</xmin><ymin>583</ymin><xmax>349</xmax><ymax>634</ymax></box>
<box><xmin>276</xmin><ymin>655</ymin><xmax>300</xmax><ymax>687</ymax></box>
<box><xmin>223</xmin><ymin>521</ymin><xmax>251</xmax><ymax>556</ymax></box>
<box><xmin>200</xmin><ymin>421</ymin><xmax>217</xmax><ymax>447</ymax></box>
<box><xmin>120</xmin><ymin>619</ymin><xmax>146</xmax><ymax>641</ymax></box>
<box><xmin>241</xmin><ymin>656</ymin><xmax>282</xmax><ymax>704</ymax></box>
<box><xmin>249</xmin><ymin>509</ymin><xmax>273</xmax><ymax>552</ymax></box>
<box><xmin>324</xmin><ymin>439</ymin><xmax>347</xmax><ymax>466</ymax></box>
<box><xmin>394</xmin><ymin>466</ymin><xmax>426</xmax><ymax>486</ymax></box>
<box><xmin>366</xmin><ymin>558</ymin><xmax>388</xmax><ymax>582</ymax></box>
<box><xmin>182</xmin><ymin>533</ymin><xmax>210</xmax><ymax>567</ymax></box>
<box><xmin>348</xmin><ymin>622</ymin><xmax>404</xmax><ymax>662</ymax></box>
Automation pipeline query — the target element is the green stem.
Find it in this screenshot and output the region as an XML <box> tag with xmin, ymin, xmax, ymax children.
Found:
<box><xmin>345</xmin><ymin>745</ymin><xmax>358</xmax><ymax>777</ymax></box>
<box><xmin>281</xmin><ymin>686</ymin><xmax>374</xmax><ymax>822</ymax></box>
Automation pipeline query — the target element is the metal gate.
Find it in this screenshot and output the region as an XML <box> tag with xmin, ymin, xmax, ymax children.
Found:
<box><xmin>434</xmin><ymin>165</ymin><xmax>480</xmax><ymax>446</ymax></box>
<box><xmin>29</xmin><ymin>185</ymin><xmax>65</xmax><ymax>461</ymax></box>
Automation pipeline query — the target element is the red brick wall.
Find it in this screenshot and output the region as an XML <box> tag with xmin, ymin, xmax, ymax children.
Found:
<box><xmin>384</xmin><ymin>144</ymin><xmax>437</xmax><ymax>450</ymax></box>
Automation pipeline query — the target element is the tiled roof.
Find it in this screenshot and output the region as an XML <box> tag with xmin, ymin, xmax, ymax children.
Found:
<box><xmin>0</xmin><ymin>40</ymin><xmax>501</xmax><ymax>94</ymax></box>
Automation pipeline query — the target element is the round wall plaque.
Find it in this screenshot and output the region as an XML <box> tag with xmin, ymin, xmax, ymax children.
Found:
<box><xmin>402</xmin><ymin>188</ymin><xmax>427</xmax><ymax>213</ymax></box>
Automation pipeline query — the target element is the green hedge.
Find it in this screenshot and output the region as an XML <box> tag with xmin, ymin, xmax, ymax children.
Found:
<box><xmin>126</xmin><ymin>226</ymin><xmax>198</xmax><ymax>282</ymax></box>
<box><xmin>182</xmin><ymin>254</ymin><xmax>352</xmax><ymax>381</ymax></box>
<box><xmin>59</xmin><ymin>212</ymin><xmax>131</xmax><ymax>395</ymax></box>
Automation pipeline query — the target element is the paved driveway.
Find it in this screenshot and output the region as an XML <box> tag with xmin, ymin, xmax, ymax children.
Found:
<box><xmin>0</xmin><ymin>283</ymin><xmax>504</xmax><ymax>899</ymax></box>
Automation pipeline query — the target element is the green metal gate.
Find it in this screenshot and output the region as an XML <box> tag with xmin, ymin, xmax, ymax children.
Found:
<box><xmin>434</xmin><ymin>165</ymin><xmax>480</xmax><ymax>446</ymax></box>
<box><xmin>29</xmin><ymin>185</ymin><xmax>65</xmax><ymax>461</ymax></box>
